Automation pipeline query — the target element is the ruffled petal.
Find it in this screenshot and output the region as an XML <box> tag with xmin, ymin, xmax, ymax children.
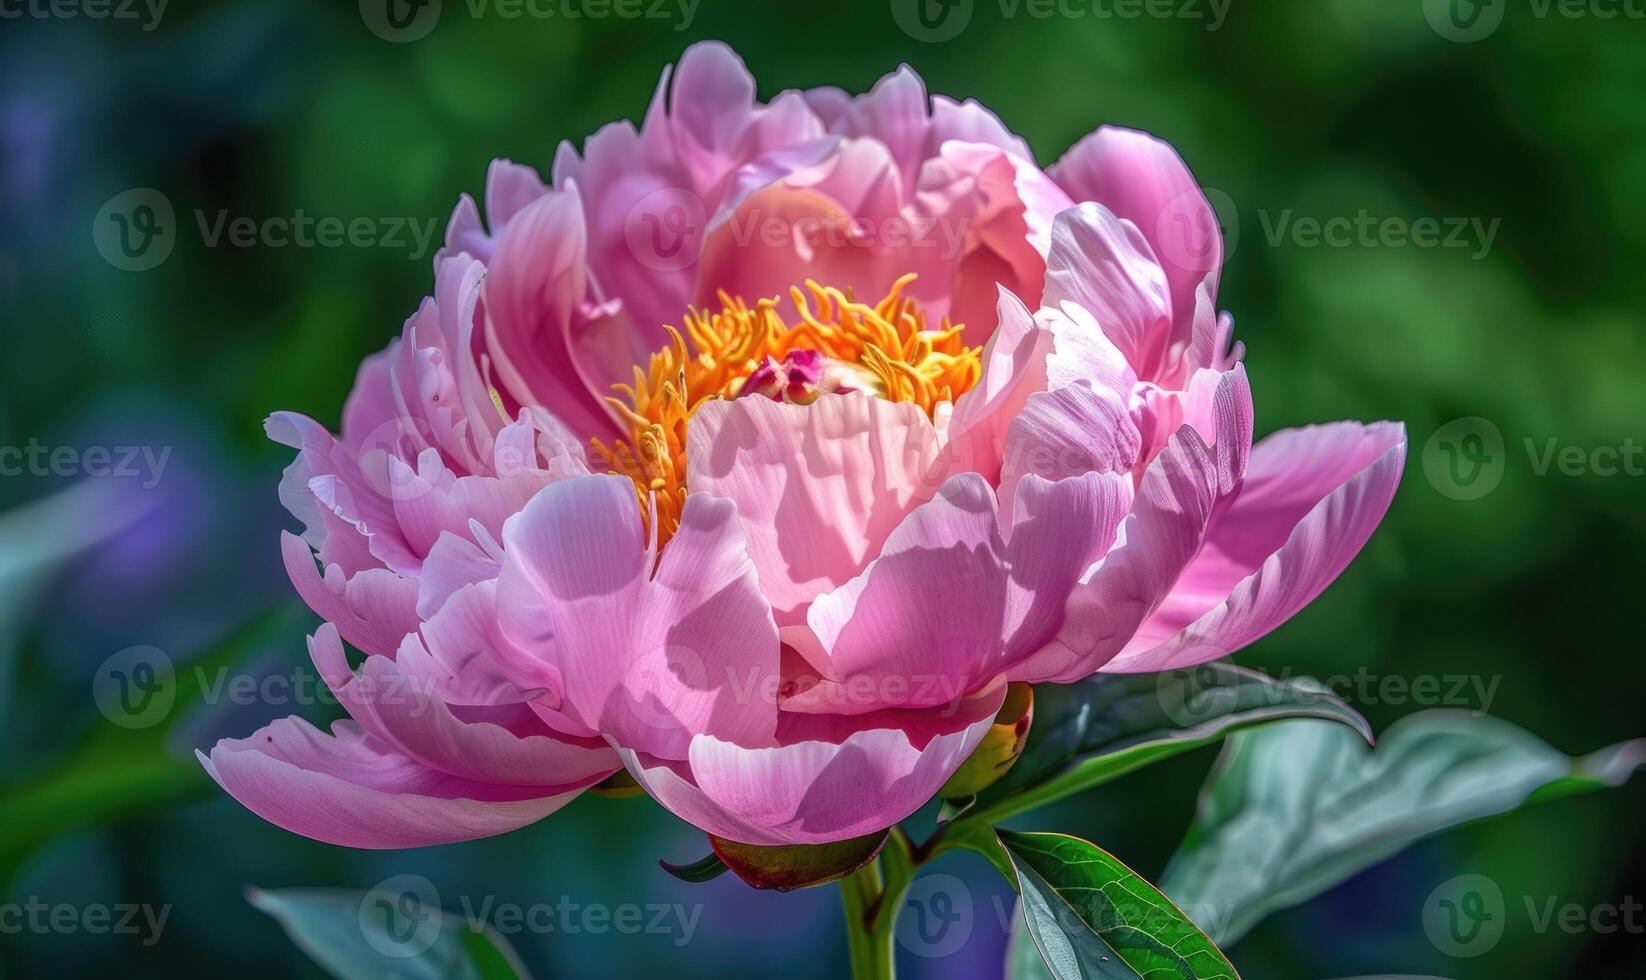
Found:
<box><xmin>308</xmin><ymin>625</ymin><xmax>617</xmax><ymax>788</ymax></box>
<box><xmin>280</xmin><ymin>531</ymin><xmax>417</xmax><ymax>658</ymax></box>
<box><xmin>1009</xmin><ymin>426</ymin><xmax>1222</xmax><ymax>683</ymax></box>
<box><xmin>482</xmin><ymin>190</ymin><xmax>619</xmax><ymax>440</ymax></box>
<box><xmin>1050</xmin><ymin>126</ymin><xmax>1223</xmax><ymax>369</ymax></box>
<box><xmin>620</xmin><ymin>688</ymin><xmax>1004</xmax><ymax>846</ymax></box>
<box><xmin>1108</xmin><ymin>422</ymin><xmax>1407</xmax><ymax>671</ymax></box>
<box><xmin>496</xmin><ymin>474</ymin><xmax>781</xmax><ymax>759</ymax></box>
<box><xmin>199</xmin><ymin>716</ymin><xmax>585</xmax><ymax>849</ymax></box>
<box><xmin>798</xmin><ymin>471</ymin><xmax>1128</xmax><ymax>712</ymax></box>
<box><xmin>1041</xmin><ymin>203</ymin><xmax>1174</xmax><ymax>385</ymax></box>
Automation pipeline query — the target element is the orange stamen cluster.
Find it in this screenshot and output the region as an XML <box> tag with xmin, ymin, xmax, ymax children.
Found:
<box><xmin>591</xmin><ymin>275</ymin><xmax>982</xmax><ymax>545</ymax></box>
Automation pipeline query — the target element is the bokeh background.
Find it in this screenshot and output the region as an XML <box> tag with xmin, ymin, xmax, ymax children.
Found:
<box><xmin>2</xmin><ymin>0</ymin><xmax>1643</xmax><ymax>976</ymax></box>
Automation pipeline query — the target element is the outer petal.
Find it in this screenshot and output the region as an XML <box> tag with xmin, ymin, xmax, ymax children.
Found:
<box><xmin>798</xmin><ymin>472</ymin><xmax>1128</xmax><ymax>712</ymax></box>
<box><xmin>483</xmin><ymin>190</ymin><xmax>618</xmax><ymax>440</ymax></box>
<box><xmin>688</xmin><ymin>394</ymin><xmax>943</xmax><ymax>625</ymax></box>
<box><xmin>802</xmin><ymin>475</ymin><xmax>1008</xmax><ymax>712</ymax></box>
<box><xmin>310</xmin><ymin>625</ymin><xmax>617</xmax><ymax>788</ymax></box>
<box><xmin>1106</xmin><ymin>422</ymin><xmax>1407</xmax><ymax>672</ymax></box>
<box><xmin>495</xmin><ymin>474</ymin><xmax>781</xmax><ymax>759</ymax></box>
<box><xmin>912</xmin><ymin>142</ymin><xmax>1072</xmax><ymax>341</ymax></box>
<box><xmin>1050</xmin><ymin>126</ymin><xmax>1223</xmax><ymax>363</ymax></box>
<box><xmin>199</xmin><ymin>718</ymin><xmax>584</xmax><ymax>849</ymax></box>
<box><xmin>1009</xmin><ymin>427</ymin><xmax>1222</xmax><ymax>683</ymax></box>
<box><xmin>621</xmin><ymin>688</ymin><xmax>1005</xmax><ymax>846</ymax></box>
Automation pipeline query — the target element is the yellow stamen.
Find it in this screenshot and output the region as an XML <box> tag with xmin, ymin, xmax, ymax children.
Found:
<box><xmin>591</xmin><ymin>276</ymin><xmax>983</xmax><ymax>545</ymax></box>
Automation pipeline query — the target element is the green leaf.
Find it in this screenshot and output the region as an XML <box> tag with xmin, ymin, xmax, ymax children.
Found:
<box><xmin>1001</xmin><ymin>830</ymin><xmax>1240</xmax><ymax>980</ymax></box>
<box><xmin>710</xmin><ymin>830</ymin><xmax>889</xmax><ymax>892</ymax></box>
<box><xmin>1160</xmin><ymin>712</ymin><xmax>1646</xmax><ymax>946</ymax></box>
<box><xmin>944</xmin><ymin>817</ymin><xmax>1020</xmax><ymax>885</ymax></box>
<box><xmin>659</xmin><ymin>851</ymin><xmax>730</xmax><ymax>884</ymax></box>
<box><xmin>968</xmin><ymin>665</ymin><xmax>1371</xmax><ymax>824</ymax></box>
<box><xmin>250</xmin><ymin>886</ymin><xmax>529</xmax><ymax>980</ymax></box>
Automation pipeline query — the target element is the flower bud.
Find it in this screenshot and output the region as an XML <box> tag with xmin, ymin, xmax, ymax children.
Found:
<box><xmin>940</xmin><ymin>683</ymin><xmax>1034</xmax><ymax>799</ymax></box>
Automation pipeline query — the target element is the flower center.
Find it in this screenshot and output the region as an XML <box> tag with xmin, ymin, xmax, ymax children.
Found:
<box><xmin>591</xmin><ymin>275</ymin><xmax>982</xmax><ymax>545</ymax></box>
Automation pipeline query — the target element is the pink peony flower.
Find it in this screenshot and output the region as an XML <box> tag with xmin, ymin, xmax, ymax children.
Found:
<box><xmin>202</xmin><ymin>42</ymin><xmax>1404</xmax><ymax>849</ymax></box>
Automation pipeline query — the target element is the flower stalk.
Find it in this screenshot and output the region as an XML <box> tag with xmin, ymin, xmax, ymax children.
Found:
<box><xmin>840</xmin><ymin>827</ymin><xmax>917</xmax><ymax>980</ymax></box>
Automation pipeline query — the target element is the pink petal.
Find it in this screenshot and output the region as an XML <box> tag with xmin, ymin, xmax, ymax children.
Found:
<box><xmin>1010</xmin><ymin>426</ymin><xmax>1222</xmax><ymax>683</ymax></box>
<box><xmin>1041</xmin><ymin>203</ymin><xmax>1174</xmax><ymax>384</ymax></box>
<box><xmin>1050</xmin><ymin>126</ymin><xmax>1223</xmax><ymax>366</ymax></box>
<box><xmin>942</xmin><ymin>289</ymin><xmax>1054</xmax><ymax>487</ymax></box>
<box><xmin>799</xmin><ymin>472</ymin><xmax>1128</xmax><ymax>712</ymax></box>
<box><xmin>621</xmin><ymin>688</ymin><xmax>1004</xmax><ymax>846</ymax></box>
<box><xmin>1108</xmin><ymin>422</ymin><xmax>1407</xmax><ymax>672</ymax></box>
<box><xmin>308</xmin><ymin>625</ymin><xmax>616</xmax><ymax>789</ymax></box>
<box><xmin>989</xmin><ymin>301</ymin><xmax>1139</xmax><ymax>515</ymax></box>
<box><xmin>496</xmin><ymin>474</ymin><xmax>781</xmax><ymax>759</ymax></box>
<box><xmin>482</xmin><ymin>189</ymin><xmax>618</xmax><ymax>441</ymax></box>
<box><xmin>912</xmin><ymin>142</ymin><xmax>1072</xmax><ymax>342</ymax></box>
<box><xmin>398</xmin><ymin>580</ymin><xmax>562</xmax><ymax>708</ymax></box>
<box><xmin>688</xmin><ymin>393</ymin><xmax>943</xmax><ymax>625</ymax></box>
<box><xmin>691</xmin><ymin>181</ymin><xmax>924</xmax><ymax>321</ymax></box>
<box><xmin>280</xmin><ymin>531</ymin><xmax>417</xmax><ymax>658</ymax></box>
<box><xmin>199</xmin><ymin>717</ymin><xmax>583</xmax><ymax>850</ymax></box>
<box><xmin>802</xmin><ymin>474</ymin><xmax>1008</xmax><ymax>712</ymax></box>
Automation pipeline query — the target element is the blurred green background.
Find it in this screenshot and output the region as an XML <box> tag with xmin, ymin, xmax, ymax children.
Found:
<box><xmin>1</xmin><ymin>0</ymin><xmax>1642</xmax><ymax>976</ymax></box>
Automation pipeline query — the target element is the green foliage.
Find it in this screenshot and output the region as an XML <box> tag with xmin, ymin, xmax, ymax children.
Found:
<box><xmin>963</xmin><ymin>666</ymin><xmax>1371</xmax><ymax>825</ymax></box>
<box><xmin>1160</xmin><ymin>713</ymin><xmax>1646</xmax><ymax>945</ymax></box>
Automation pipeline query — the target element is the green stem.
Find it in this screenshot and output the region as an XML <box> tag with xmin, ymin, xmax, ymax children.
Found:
<box><xmin>840</xmin><ymin>828</ymin><xmax>918</xmax><ymax>980</ymax></box>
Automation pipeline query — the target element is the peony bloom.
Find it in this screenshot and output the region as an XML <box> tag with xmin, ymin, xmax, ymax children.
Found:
<box><xmin>202</xmin><ymin>42</ymin><xmax>1404</xmax><ymax>849</ymax></box>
